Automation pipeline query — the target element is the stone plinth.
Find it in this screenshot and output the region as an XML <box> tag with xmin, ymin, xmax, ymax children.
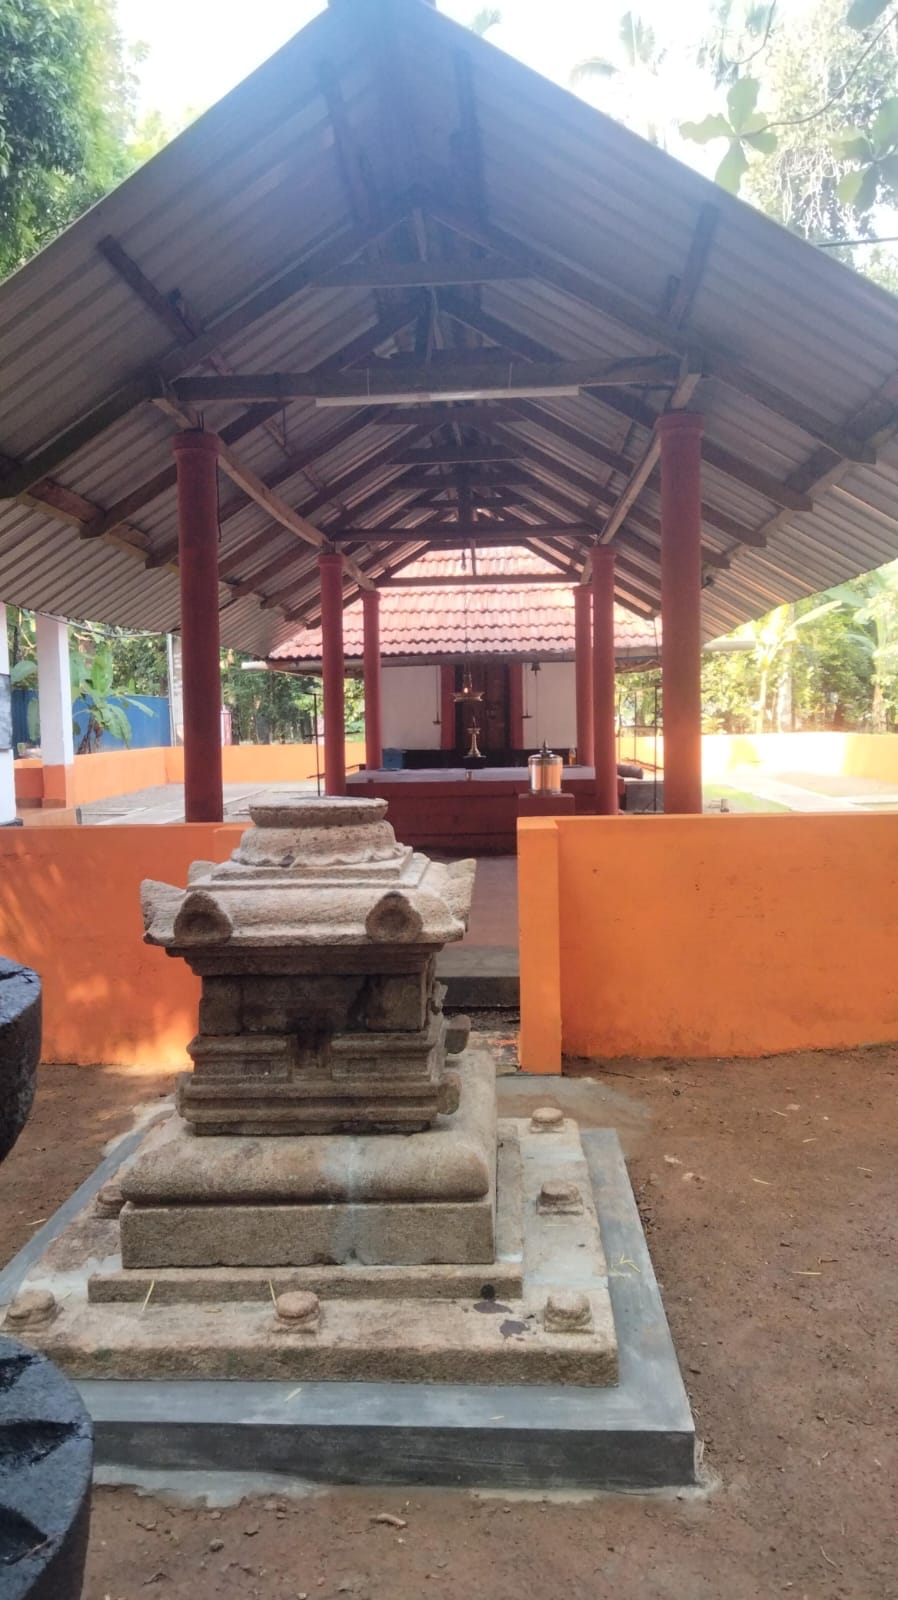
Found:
<box><xmin>141</xmin><ymin>797</ymin><xmax>475</xmax><ymax>1136</ymax></box>
<box><xmin>119</xmin><ymin>1050</ymin><xmax>498</xmax><ymax>1268</ymax></box>
<box><xmin>10</xmin><ymin>1100</ymin><xmax>618</xmax><ymax>1388</ymax></box>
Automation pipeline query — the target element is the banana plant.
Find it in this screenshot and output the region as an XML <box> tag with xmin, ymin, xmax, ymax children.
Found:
<box><xmin>70</xmin><ymin>638</ymin><xmax>153</xmax><ymax>753</ymax></box>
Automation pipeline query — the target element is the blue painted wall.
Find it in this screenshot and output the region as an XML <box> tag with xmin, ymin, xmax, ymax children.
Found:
<box><xmin>12</xmin><ymin>690</ymin><xmax>171</xmax><ymax>753</ymax></box>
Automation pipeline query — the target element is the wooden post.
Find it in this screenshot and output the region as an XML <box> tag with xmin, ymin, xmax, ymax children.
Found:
<box><xmin>362</xmin><ymin>588</ymin><xmax>382</xmax><ymax>771</ymax></box>
<box><xmin>172</xmin><ymin>431</ymin><xmax>223</xmax><ymax>823</ymax></box>
<box><xmin>319</xmin><ymin>551</ymin><xmax>346</xmax><ymax>795</ymax></box>
<box><xmin>574</xmin><ymin>584</ymin><xmax>594</xmax><ymax>766</ymax></box>
<box><xmin>591</xmin><ymin>547</ymin><xmax>618</xmax><ymax>815</ymax></box>
<box><xmin>657</xmin><ymin>412</ymin><xmax>704</xmax><ymax>814</ymax></box>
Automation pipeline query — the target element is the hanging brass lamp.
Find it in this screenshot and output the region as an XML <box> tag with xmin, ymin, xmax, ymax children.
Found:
<box><xmin>452</xmin><ymin>581</ymin><xmax>483</xmax><ymax>703</ymax></box>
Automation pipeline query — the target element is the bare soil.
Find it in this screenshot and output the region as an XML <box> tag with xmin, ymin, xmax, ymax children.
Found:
<box><xmin>1</xmin><ymin>1046</ymin><xmax>896</xmax><ymax>1600</ymax></box>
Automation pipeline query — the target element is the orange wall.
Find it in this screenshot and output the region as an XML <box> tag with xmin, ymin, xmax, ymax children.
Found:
<box><xmin>518</xmin><ymin>813</ymin><xmax>898</xmax><ymax>1068</ymax></box>
<box><xmin>0</xmin><ymin>825</ymin><xmax>243</xmax><ymax>1068</ymax></box>
<box><xmin>15</xmin><ymin>742</ymin><xmax>367</xmax><ymax>809</ymax></box>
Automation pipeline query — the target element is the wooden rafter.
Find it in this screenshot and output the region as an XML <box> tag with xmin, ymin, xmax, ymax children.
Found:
<box><xmin>599</xmin><ymin>357</ymin><xmax>702</xmax><ymax>547</ymax></box>
<box><xmin>666</xmin><ymin>204</ymin><xmax>719</xmax><ymax>330</ymax></box>
<box><xmin>0</xmin><ymin>209</ymin><xmax>413</xmax><ymax>504</ymax></box>
<box><xmin>439</xmin><ymin>296</ymin><xmax>812</xmax><ymax>513</ymax></box>
<box><xmin>428</xmin><ymin>198</ymin><xmax>876</xmax><ymax>463</ymax></box>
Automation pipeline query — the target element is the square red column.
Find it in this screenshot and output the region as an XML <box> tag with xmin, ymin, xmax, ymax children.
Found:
<box><xmin>362</xmin><ymin>588</ymin><xmax>383</xmax><ymax>771</ymax></box>
<box><xmin>173</xmin><ymin>430</ymin><xmax>223</xmax><ymax>823</ymax></box>
<box><xmin>591</xmin><ymin>547</ymin><xmax>618</xmax><ymax>815</ymax></box>
<box><xmin>319</xmin><ymin>551</ymin><xmax>346</xmax><ymax>796</ymax></box>
<box><xmin>574</xmin><ymin>583</ymin><xmax>594</xmax><ymax>766</ymax></box>
<box><xmin>657</xmin><ymin>412</ymin><xmax>704</xmax><ymax>815</ymax></box>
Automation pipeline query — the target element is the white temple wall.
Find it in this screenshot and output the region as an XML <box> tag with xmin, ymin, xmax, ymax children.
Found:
<box><xmin>381</xmin><ymin>665</ymin><xmax>442</xmax><ymax>750</ymax></box>
<box><xmin>528</xmin><ymin>662</ymin><xmax>576</xmax><ymax>751</ymax></box>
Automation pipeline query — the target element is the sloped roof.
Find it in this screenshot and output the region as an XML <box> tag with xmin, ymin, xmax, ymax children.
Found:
<box><xmin>0</xmin><ymin>0</ymin><xmax>897</xmax><ymax>651</ymax></box>
<box><xmin>270</xmin><ymin>547</ymin><xmax>659</xmax><ymax>665</ymax></box>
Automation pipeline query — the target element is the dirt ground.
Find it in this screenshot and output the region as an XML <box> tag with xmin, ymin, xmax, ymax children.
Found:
<box><xmin>1</xmin><ymin>1045</ymin><xmax>896</xmax><ymax>1600</ymax></box>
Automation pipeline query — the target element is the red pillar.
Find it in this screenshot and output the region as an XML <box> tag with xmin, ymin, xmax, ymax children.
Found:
<box><xmin>657</xmin><ymin>412</ymin><xmax>704</xmax><ymax>814</ymax></box>
<box><xmin>362</xmin><ymin>588</ymin><xmax>383</xmax><ymax>770</ymax></box>
<box><xmin>173</xmin><ymin>431</ymin><xmax>223</xmax><ymax>823</ymax></box>
<box><xmin>319</xmin><ymin>551</ymin><xmax>346</xmax><ymax>796</ymax></box>
<box><xmin>574</xmin><ymin>584</ymin><xmax>594</xmax><ymax>766</ymax></box>
<box><xmin>440</xmin><ymin>665</ymin><xmax>456</xmax><ymax>752</ymax></box>
<box><xmin>592</xmin><ymin>547</ymin><xmax>618</xmax><ymax>815</ymax></box>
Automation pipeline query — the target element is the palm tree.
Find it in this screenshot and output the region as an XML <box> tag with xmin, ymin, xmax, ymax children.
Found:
<box><xmin>571</xmin><ymin>12</ymin><xmax>667</xmax><ymax>146</ymax></box>
<box><xmin>470</xmin><ymin>8</ymin><xmax>502</xmax><ymax>36</ymax></box>
<box><xmin>748</xmin><ymin>599</ymin><xmax>841</xmax><ymax>733</ymax></box>
<box><xmin>829</xmin><ymin>562</ymin><xmax>898</xmax><ymax>731</ymax></box>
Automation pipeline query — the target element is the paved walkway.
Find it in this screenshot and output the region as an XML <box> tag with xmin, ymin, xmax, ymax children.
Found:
<box><xmin>725</xmin><ymin>765</ymin><xmax>898</xmax><ymax>813</ymax></box>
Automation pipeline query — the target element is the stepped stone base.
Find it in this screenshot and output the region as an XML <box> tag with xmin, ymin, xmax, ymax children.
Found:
<box><xmin>120</xmin><ymin>1050</ymin><xmax>497</xmax><ymax>1268</ymax></box>
<box><xmin>6</xmin><ymin>1101</ymin><xmax>618</xmax><ymax>1387</ymax></box>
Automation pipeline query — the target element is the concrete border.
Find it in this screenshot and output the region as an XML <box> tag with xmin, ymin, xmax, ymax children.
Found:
<box><xmin>0</xmin><ymin>1130</ymin><xmax>695</xmax><ymax>1490</ymax></box>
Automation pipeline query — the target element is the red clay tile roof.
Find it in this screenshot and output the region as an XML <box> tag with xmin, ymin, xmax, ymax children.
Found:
<box><xmin>270</xmin><ymin>549</ymin><xmax>659</xmax><ymax>666</ymax></box>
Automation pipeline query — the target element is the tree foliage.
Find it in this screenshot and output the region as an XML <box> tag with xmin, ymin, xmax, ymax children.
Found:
<box><xmin>0</xmin><ymin>0</ymin><xmax>144</xmax><ymax>278</ymax></box>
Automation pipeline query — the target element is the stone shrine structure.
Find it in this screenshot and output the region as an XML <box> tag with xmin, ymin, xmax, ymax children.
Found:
<box><xmin>5</xmin><ymin>799</ymin><xmax>619</xmax><ymax>1387</ymax></box>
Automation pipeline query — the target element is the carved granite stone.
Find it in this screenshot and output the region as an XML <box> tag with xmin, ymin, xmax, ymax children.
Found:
<box><xmin>141</xmin><ymin>797</ymin><xmax>476</xmax><ymax>1136</ymax></box>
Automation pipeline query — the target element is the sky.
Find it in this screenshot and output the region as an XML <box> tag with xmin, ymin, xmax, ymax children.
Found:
<box><xmin>115</xmin><ymin>0</ymin><xmax>729</xmax><ymax>128</ymax></box>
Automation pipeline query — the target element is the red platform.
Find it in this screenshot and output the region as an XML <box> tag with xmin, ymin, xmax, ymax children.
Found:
<box><xmin>348</xmin><ymin>767</ymin><xmax>615</xmax><ymax>853</ymax></box>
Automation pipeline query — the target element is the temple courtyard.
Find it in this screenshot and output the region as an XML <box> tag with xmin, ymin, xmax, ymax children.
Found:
<box><xmin>1</xmin><ymin>1041</ymin><xmax>892</xmax><ymax>1599</ymax></box>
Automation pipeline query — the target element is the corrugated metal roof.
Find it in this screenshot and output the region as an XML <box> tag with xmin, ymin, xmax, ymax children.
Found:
<box><xmin>270</xmin><ymin>547</ymin><xmax>659</xmax><ymax>664</ymax></box>
<box><xmin>0</xmin><ymin>0</ymin><xmax>897</xmax><ymax>654</ymax></box>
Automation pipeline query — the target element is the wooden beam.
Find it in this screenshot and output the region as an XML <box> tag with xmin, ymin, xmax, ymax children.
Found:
<box><xmin>161</xmin><ymin>394</ymin><xmax>379</xmax><ymax>591</ymax></box>
<box><xmin>392</xmin><ymin>444</ymin><xmax>520</xmax><ymax>465</ymax></box>
<box><xmin>315</xmin><ymin>259</ymin><xmax>527</xmax><ymax>288</ymax></box>
<box><xmin>501</xmin><ymin>400</ymin><xmax>633</xmax><ymax>477</ymax></box>
<box><xmin>478</xmin><ymin>418</ymin><xmax>768</xmax><ymax>549</ymax></box>
<box><xmin>324</xmin><ymin>519</ymin><xmax>596</xmax><ymax>541</ymax></box>
<box><xmin>155</xmin><ymin>206</ymin><xmax>411</xmax><ymax>384</ymax></box>
<box><xmin>599</xmin><ymin>357</ymin><xmax>702</xmax><ymax>545</ymax></box>
<box><xmin>369</xmin><ymin>403</ymin><xmax>519</xmax><ymax>428</ymax></box>
<box><xmin>0</xmin><ymin>375</ymin><xmax>160</xmax><ymax>500</ymax></box>
<box><xmin>397</xmin><ymin>464</ymin><xmax>530</xmax><ymax>486</ymax></box>
<box><xmin>440</xmin><ymin>297</ymin><xmax>810</xmax><ymax>511</ymax></box>
<box><xmin>0</xmin><ymin>210</ymin><xmax>415</xmax><ymax>503</ymax></box>
<box><xmin>297</xmin><ymin>426</ymin><xmax>432</xmax><ymax>519</ymax></box>
<box><xmin>380</xmin><ymin>572</ymin><xmax>578</xmax><ymax>588</ymax></box>
<box><xmin>429</xmin><ymin>199</ymin><xmax>877</xmax><ymax>463</ymax></box>
<box><xmin>666</xmin><ymin>204</ymin><xmax>719</xmax><ymax>330</ymax></box>
<box><xmin>171</xmin><ymin>354</ymin><xmax>683</xmax><ymax>405</ymax></box>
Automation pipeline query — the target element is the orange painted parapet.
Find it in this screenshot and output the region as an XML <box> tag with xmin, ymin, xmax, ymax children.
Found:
<box><xmin>517</xmin><ymin>819</ymin><xmax>563</xmax><ymax>1074</ymax></box>
<box><xmin>0</xmin><ymin>824</ymin><xmax>243</xmax><ymax>1068</ymax></box>
<box><xmin>15</xmin><ymin>742</ymin><xmax>368</xmax><ymax>810</ymax></box>
<box><xmin>518</xmin><ymin>813</ymin><xmax>898</xmax><ymax>1063</ymax></box>
<box><xmin>13</xmin><ymin>759</ymin><xmax>44</xmax><ymax>806</ymax></box>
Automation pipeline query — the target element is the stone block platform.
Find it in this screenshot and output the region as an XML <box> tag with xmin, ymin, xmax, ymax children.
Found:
<box><xmin>3</xmin><ymin>1074</ymin><xmax>618</xmax><ymax>1387</ymax></box>
<box><xmin>0</xmin><ymin>1116</ymin><xmax>696</xmax><ymax>1491</ymax></box>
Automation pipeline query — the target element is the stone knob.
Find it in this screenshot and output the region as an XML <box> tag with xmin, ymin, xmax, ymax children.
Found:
<box><xmin>530</xmin><ymin>1106</ymin><xmax>564</xmax><ymax>1133</ymax></box>
<box><xmin>544</xmin><ymin>1291</ymin><xmax>594</xmax><ymax>1334</ymax></box>
<box><xmin>275</xmin><ymin>1290</ymin><xmax>320</xmax><ymax>1330</ymax></box>
<box><xmin>537</xmin><ymin>1179</ymin><xmax>583</xmax><ymax>1215</ymax></box>
<box><xmin>6</xmin><ymin>1289</ymin><xmax>57</xmax><ymax>1329</ymax></box>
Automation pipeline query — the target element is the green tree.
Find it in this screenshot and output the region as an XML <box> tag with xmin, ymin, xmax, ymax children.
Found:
<box><xmin>682</xmin><ymin>0</ymin><xmax>898</xmax><ymax>236</ymax></box>
<box><xmin>0</xmin><ymin>0</ymin><xmax>142</xmax><ymax>278</ymax></box>
<box><xmin>829</xmin><ymin>561</ymin><xmax>898</xmax><ymax>728</ymax></box>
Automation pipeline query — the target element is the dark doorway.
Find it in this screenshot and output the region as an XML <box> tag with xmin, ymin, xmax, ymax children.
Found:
<box><xmin>454</xmin><ymin>662</ymin><xmax>510</xmax><ymax>755</ymax></box>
